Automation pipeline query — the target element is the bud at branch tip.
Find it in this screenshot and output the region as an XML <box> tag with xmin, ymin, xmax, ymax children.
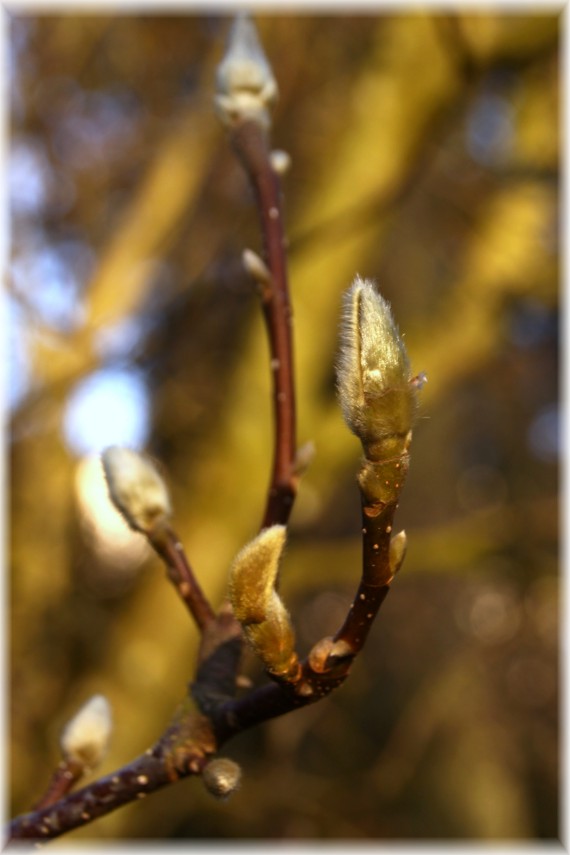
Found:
<box><xmin>337</xmin><ymin>275</ymin><xmax>418</xmax><ymax>458</ymax></box>
<box><xmin>60</xmin><ymin>694</ymin><xmax>112</xmax><ymax>770</ymax></box>
<box><xmin>102</xmin><ymin>446</ymin><xmax>171</xmax><ymax>535</ymax></box>
<box><xmin>215</xmin><ymin>13</ymin><xmax>278</xmax><ymax>130</ymax></box>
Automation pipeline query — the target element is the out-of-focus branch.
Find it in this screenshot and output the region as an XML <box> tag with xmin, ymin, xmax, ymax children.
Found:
<box><xmin>216</xmin><ymin>14</ymin><xmax>297</xmax><ymax>530</ymax></box>
<box><xmin>32</xmin><ymin>761</ymin><xmax>84</xmax><ymax>812</ymax></box>
<box><xmin>8</xmin><ymin>706</ymin><xmax>216</xmax><ymax>842</ymax></box>
<box><xmin>150</xmin><ymin>526</ymin><xmax>217</xmax><ymax>632</ymax></box>
<box><xmin>101</xmin><ymin>446</ymin><xmax>217</xmax><ymax>631</ymax></box>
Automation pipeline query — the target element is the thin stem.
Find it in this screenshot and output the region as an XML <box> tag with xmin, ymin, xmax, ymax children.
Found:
<box><xmin>32</xmin><ymin>759</ymin><xmax>84</xmax><ymax>811</ymax></box>
<box><xmin>150</xmin><ymin>526</ymin><xmax>216</xmax><ymax>632</ymax></box>
<box><xmin>230</xmin><ymin>120</ymin><xmax>297</xmax><ymax>529</ymax></box>
<box><xmin>332</xmin><ymin>502</ymin><xmax>396</xmax><ymax>657</ymax></box>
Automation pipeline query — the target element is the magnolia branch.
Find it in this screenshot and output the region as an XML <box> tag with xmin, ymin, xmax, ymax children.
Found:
<box><xmin>233</xmin><ymin>121</ymin><xmax>297</xmax><ymax>529</ymax></box>
<box><xmin>8</xmin><ymin>15</ymin><xmax>422</xmax><ymax>846</ymax></box>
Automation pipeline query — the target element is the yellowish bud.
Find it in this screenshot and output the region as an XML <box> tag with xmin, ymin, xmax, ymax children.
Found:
<box><xmin>101</xmin><ymin>446</ymin><xmax>171</xmax><ymax>534</ymax></box>
<box><xmin>215</xmin><ymin>13</ymin><xmax>278</xmax><ymax>130</ymax></box>
<box><xmin>60</xmin><ymin>695</ymin><xmax>112</xmax><ymax>769</ymax></box>
<box><xmin>229</xmin><ymin>526</ymin><xmax>299</xmax><ymax>681</ymax></box>
<box><xmin>337</xmin><ymin>276</ymin><xmax>417</xmax><ymax>461</ymax></box>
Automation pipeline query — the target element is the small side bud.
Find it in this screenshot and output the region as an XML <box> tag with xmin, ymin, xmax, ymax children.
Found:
<box><xmin>337</xmin><ymin>276</ymin><xmax>418</xmax><ymax>461</ymax></box>
<box><xmin>389</xmin><ymin>530</ymin><xmax>407</xmax><ymax>576</ymax></box>
<box><xmin>229</xmin><ymin>526</ymin><xmax>299</xmax><ymax>681</ymax></box>
<box><xmin>202</xmin><ymin>758</ymin><xmax>242</xmax><ymax>800</ymax></box>
<box><xmin>102</xmin><ymin>446</ymin><xmax>171</xmax><ymax>535</ymax></box>
<box><xmin>60</xmin><ymin>695</ymin><xmax>112</xmax><ymax>770</ymax></box>
<box><xmin>293</xmin><ymin>440</ymin><xmax>316</xmax><ymax>476</ymax></box>
<box><xmin>270</xmin><ymin>149</ymin><xmax>291</xmax><ymax>175</ymax></box>
<box><xmin>215</xmin><ymin>13</ymin><xmax>278</xmax><ymax>130</ymax></box>
<box><xmin>308</xmin><ymin>636</ymin><xmax>354</xmax><ymax>674</ymax></box>
<box><xmin>242</xmin><ymin>247</ymin><xmax>271</xmax><ymax>286</ymax></box>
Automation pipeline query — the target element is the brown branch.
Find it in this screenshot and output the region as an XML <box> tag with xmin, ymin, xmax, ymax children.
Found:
<box><xmin>8</xmin><ymin>706</ymin><xmax>216</xmax><ymax>842</ymax></box>
<box><xmin>332</xmin><ymin>503</ymin><xmax>396</xmax><ymax>658</ymax></box>
<box><xmin>8</xmin><ymin>19</ymin><xmax>421</xmax><ymax>845</ymax></box>
<box><xmin>7</xmin><ymin>486</ymin><xmax>406</xmax><ymax>843</ymax></box>
<box><xmin>230</xmin><ymin>120</ymin><xmax>297</xmax><ymax>529</ymax></box>
<box><xmin>32</xmin><ymin>760</ymin><xmax>84</xmax><ymax>812</ymax></box>
<box><xmin>149</xmin><ymin>524</ymin><xmax>216</xmax><ymax>632</ymax></box>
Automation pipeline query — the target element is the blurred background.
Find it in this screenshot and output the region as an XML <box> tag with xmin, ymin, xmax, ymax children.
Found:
<box><xmin>8</xmin><ymin>10</ymin><xmax>559</xmax><ymax>843</ymax></box>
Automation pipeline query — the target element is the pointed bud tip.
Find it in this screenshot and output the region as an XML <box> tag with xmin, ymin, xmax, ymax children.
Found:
<box><xmin>229</xmin><ymin>525</ymin><xmax>287</xmax><ymax>624</ymax></box>
<box><xmin>215</xmin><ymin>14</ymin><xmax>277</xmax><ymax>129</ymax></box>
<box><xmin>337</xmin><ymin>275</ymin><xmax>417</xmax><ymax>454</ymax></box>
<box><xmin>229</xmin><ymin>526</ymin><xmax>298</xmax><ymax>680</ymax></box>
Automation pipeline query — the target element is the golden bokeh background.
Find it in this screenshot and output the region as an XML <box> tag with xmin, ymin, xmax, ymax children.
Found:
<box><xmin>9</xmin><ymin>11</ymin><xmax>559</xmax><ymax>842</ymax></box>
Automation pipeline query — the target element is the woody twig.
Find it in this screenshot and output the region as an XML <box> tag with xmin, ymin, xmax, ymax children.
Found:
<box><xmin>7</xmin><ymin>16</ymin><xmax>423</xmax><ymax>845</ymax></box>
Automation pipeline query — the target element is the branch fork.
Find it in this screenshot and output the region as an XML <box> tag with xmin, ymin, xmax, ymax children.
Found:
<box><xmin>8</xmin><ymin>15</ymin><xmax>424</xmax><ymax>844</ymax></box>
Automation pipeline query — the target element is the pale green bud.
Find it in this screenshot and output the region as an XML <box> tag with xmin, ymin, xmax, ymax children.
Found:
<box><xmin>229</xmin><ymin>526</ymin><xmax>299</xmax><ymax>681</ymax></box>
<box><xmin>102</xmin><ymin>446</ymin><xmax>171</xmax><ymax>535</ymax></box>
<box><xmin>60</xmin><ymin>695</ymin><xmax>112</xmax><ymax>769</ymax></box>
<box><xmin>337</xmin><ymin>276</ymin><xmax>417</xmax><ymax>461</ymax></box>
<box><xmin>215</xmin><ymin>13</ymin><xmax>278</xmax><ymax>130</ymax></box>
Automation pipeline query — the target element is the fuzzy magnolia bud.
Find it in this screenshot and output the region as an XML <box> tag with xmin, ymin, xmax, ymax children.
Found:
<box><xmin>202</xmin><ymin>758</ymin><xmax>242</xmax><ymax>800</ymax></box>
<box><xmin>229</xmin><ymin>526</ymin><xmax>299</xmax><ymax>681</ymax></box>
<box><xmin>60</xmin><ymin>695</ymin><xmax>112</xmax><ymax>769</ymax></box>
<box><xmin>215</xmin><ymin>13</ymin><xmax>278</xmax><ymax>130</ymax></box>
<box><xmin>337</xmin><ymin>276</ymin><xmax>417</xmax><ymax>462</ymax></box>
<box><xmin>102</xmin><ymin>446</ymin><xmax>171</xmax><ymax>535</ymax></box>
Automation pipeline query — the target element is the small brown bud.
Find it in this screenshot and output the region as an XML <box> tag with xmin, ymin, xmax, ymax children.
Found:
<box><xmin>202</xmin><ymin>758</ymin><xmax>242</xmax><ymax>800</ymax></box>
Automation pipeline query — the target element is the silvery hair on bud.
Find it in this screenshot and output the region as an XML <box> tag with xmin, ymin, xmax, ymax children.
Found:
<box><xmin>337</xmin><ymin>276</ymin><xmax>415</xmax><ymax>445</ymax></box>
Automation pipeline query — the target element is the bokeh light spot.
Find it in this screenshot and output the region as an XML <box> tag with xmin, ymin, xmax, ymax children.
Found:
<box><xmin>63</xmin><ymin>368</ymin><xmax>150</xmax><ymax>456</ymax></box>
